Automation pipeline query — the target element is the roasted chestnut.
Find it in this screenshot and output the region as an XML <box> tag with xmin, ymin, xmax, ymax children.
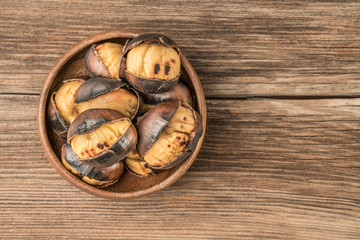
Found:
<box><xmin>61</xmin><ymin>143</ymin><xmax>124</xmax><ymax>187</ymax></box>
<box><xmin>120</xmin><ymin>34</ymin><xmax>181</xmax><ymax>94</ymax></box>
<box><xmin>137</xmin><ymin>101</ymin><xmax>203</xmax><ymax>169</ymax></box>
<box><xmin>67</xmin><ymin>108</ymin><xmax>137</xmax><ymax>168</ymax></box>
<box><xmin>124</xmin><ymin>148</ymin><xmax>155</xmax><ymax>177</ymax></box>
<box><xmin>85</xmin><ymin>42</ymin><xmax>123</xmax><ymax>79</ymax></box>
<box><xmin>74</xmin><ymin>77</ymin><xmax>140</xmax><ymax>119</ymax></box>
<box><xmin>141</xmin><ymin>81</ymin><xmax>193</xmax><ymax>113</ymax></box>
<box><xmin>47</xmin><ymin>77</ymin><xmax>139</xmax><ymax>139</ymax></box>
<box><xmin>47</xmin><ymin>79</ymin><xmax>85</xmax><ymax>138</ymax></box>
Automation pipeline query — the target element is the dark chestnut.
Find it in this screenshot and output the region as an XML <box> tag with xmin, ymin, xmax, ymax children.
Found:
<box><xmin>137</xmin><ymin>101</ymin><xmax>203</xmax><ymax>169</ymax></box>
<box><xmin>124</xmin><ymin>147</ymin><xmax>155</xmax><ymax>177</ymax></box>
<box><xmin>85</xmin><ymin>42</ymin><xmax>123</xmax><ymax>79</ymax></box>
<box><xmin>74</xmin><ymin>77</ymin><xmax>140</xmax><ymax>119</ymax></box>
<box><xmin>67</xmin><ymin>109</ymin><xmax>137</xmax><ymax>168</ymax></box>
<box><xmin>141</xmin><ymin>81</ymin><xmax>193</xmax><ymax>113</ymax></box>
<box><xmin>47</xmin><ymin>79</ymin><xmax>85</xmax><ymax>138</ymax></box>
<box><xmin>61</xmin><ymin>143</ymin><xmax>124</xmax><ymax>187</ymax></box>
<box><xmin>120</xmin><ymin>34</ymin><xmax>181</xmax><ymax>94</ymax></box>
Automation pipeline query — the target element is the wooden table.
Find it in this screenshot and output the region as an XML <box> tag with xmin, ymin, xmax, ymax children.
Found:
<box><xmin>1</xmin><ymin>1</ymin><xmax>359</xmax><ymax>239</ymax></box>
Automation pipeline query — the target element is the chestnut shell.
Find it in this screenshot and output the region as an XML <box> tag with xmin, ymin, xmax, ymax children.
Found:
<box><xmin>74</xmin><ymin>77</ymin><xmax>141</xmax><ymax>119</ymax></box>
<box><xmin>67</xmin><ymin>108</ymin><xmax>138</xmax><ymax>168</ymax></box>
<box><xmin>120</xmin><ymin>34</ymin><xmax>181</xmax><ymax>94</ymax></box>
<box><xmin>141</xmin><ymin>81</ymin><xmax>193</xmax><ymax>106</ymax></box>
<box><xmin>46</xmin><ymin>79</ymin><xmax>86</xmax><ymax>139</ymax></box>
<box><xmin>74</xmin><ymin>77</ymin><xmax>126</xmax><ymax>103</ymax></box>
<box><xmin>124</xmin><ymin>34</ymin><xmax>178</xmax><ymax>52</ymax></box>
<box><xmin>137</xmin><ymin>101</ymin><xmax>203</xmax><ymax>169</ymax></box>
<box><xmin>62</xmin><ymin>143</ymin><xmax>124</xmax><ymax>187</ymax></box>
<box><xmin>47</xmin><ymin>92</ymin><xmax>68</xmax><ymax>139</ymax></box>
<box><xmin>85</xmin><ymin>44</ymin><xmax>117</xmax><ymax>79</ymax></box>
<box><xmin>137</xmin><ymin>101</ymin><xmax>178</xmax><ymax>157</ymax></box>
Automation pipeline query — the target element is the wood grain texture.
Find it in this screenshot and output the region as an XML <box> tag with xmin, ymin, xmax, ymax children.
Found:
<box><xmin>1</xmin><ymin>0</ymin><xmax>360</xmax><ymax>97</ymax></box>
<box><xmin>0</xmin><ymin>95</ymin><xmax>359</xmax><ymax>239</ymax></box>
<box><xmin>1</xmin><ymin>0</ymin><xmax>360</xmax><ymax>239</ymax></box>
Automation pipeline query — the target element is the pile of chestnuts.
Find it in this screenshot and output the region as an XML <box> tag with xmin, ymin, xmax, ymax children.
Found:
<box><xmin>47</xmin><ymin>34</ymin><xmax>203</xmax><ymax>187</ymax></box>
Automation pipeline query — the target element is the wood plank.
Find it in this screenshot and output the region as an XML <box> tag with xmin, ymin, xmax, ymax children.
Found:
<box><xmin>1</xmin><ymin>1</ymin><xmax>360</xmax><ymax>97</ymax></box>
<box><xmin>0</xmin><ymin>95</ymin><xmax>359</xmax><ymax>239</ymax></box>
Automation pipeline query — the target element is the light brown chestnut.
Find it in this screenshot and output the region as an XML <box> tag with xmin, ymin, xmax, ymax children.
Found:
<box><xmin>137</xmin><ymin>101</ymin><xmax>203</xmax><ymax>169</ymax></box>
<box><xmin>124</xmin><ymin>148</ymin><xmax>155</xmax><ymax>177</ymax></box>
<box><xmin>61</xmin><ymin>143</ymin><xmax>124</xmax><ymax>187</ymax></box>
<box><xmin>85</xmin><ymin>42</ymin><xmax>123</xmax><ymax>79</ymax></box>
<box><xmin>67</xmin><ymin>108</ymin><xmax>137</xmax><ymax>168</ymax></box>
<box><xmin>47</xmin><ymin>79</ymin><xmax>85</xmax><ymax>138</ymax></box>
<box><xmin>120</xmin><ymin>34</ymin><xmax>181</xmax><ymax>94</ymax></box>
<box><xmin>74</xmin><ymin>77</ymin><xmax>140</xmax><ymax>120</ymax></box>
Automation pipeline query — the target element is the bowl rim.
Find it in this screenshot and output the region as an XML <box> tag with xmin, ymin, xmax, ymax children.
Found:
<box><xmin>37</xmin><ymin>30</ymin><xmax>207</xmax><ymax>199</ymax></box>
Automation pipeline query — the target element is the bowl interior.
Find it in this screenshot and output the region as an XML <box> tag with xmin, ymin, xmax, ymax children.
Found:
<box><xmin>40</xmin><ymin>31</ymin><xmax>206</xmax><ymax>199</ymax></box>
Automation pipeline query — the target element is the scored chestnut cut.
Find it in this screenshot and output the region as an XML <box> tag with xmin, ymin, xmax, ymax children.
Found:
<box><xmin>137</xmin><ymin>101</ymin><xmax>203</xmax><ymax>169</ymax></box>
<box><xmin>85</xmin><ymin>42</ymin><xmax>123</xmax><ymax>79</ymax></box>
<box><xmin>74</xmin><ymin>77</ymin><xmax>140</xmax><ymax>119</ymax></box>
<box><xmin>61</xmin><ymin>143</ymin><xmax>124</xmax><ymax>187</ymax></box>
<box><xmin>141</xmin><ymin>81</ymin><xmax>193</xmax><ymax>113</ymax></box>
<box><xmin>67</xmin><ymin>109</ymin><xmax>137</xmax><ymax>168</ymax></box>
<box><xmin>47</xmin><ymin>79</ymin><xmax>85</xmax><ymax>138</ymax></box>
<box><xmin>125</xmin><ymin>147</ymin><xmax>155</xmax><ymax>177</ymax></box>
<box><xmin>120</xmin><ymin>34</ymin><xmax>181</xmax><ymax>94</ymax></box>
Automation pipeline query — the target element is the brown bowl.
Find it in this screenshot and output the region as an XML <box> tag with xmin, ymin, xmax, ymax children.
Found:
<box><xmin>37</xmin><ymin>30</ymin><xmax>206</xmax><ymax>199</ymax></box>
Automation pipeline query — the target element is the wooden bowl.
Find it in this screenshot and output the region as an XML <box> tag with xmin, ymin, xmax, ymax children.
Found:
<box><xmin>37</xmin><ymin>30</ymin><xmax>206</xmax><ymax>199</ymax></box>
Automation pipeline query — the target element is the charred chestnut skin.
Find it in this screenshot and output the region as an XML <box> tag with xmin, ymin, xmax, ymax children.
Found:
<box><xmin>137</xmin><ymin>101</ymin><xmax>203</xmax><ymax>169</ymax></box>
<box><xmin>74</xmin><ymin>77</ymin><xmax>126</xmax><ymax>103</ymax></box>
<box><xmin>85</xmin><ymin>43</ymin><xmax>122</xmax><ymax>79</ymax></box>
<box><xmin>137</xmin><ymin>101</ymin><xmax>178</xmax><ymax>157</ymax></box>
<box><xmin>47</xmin><ymin>79</ymin><xmax>86</xmax><ymax>139</ymax></box>
<box><xmin>74</xmin><ymin>77</ymin><xmax>141</xmax><ymax>119</ymax></box>
<box><xmin>124</xmin><ymin>73</ymin><xmax>177</xmax><ymax>95</ymax></box>
<box><xmin>85</xmin><ymin>44</ymin><xmax>111</xmax><ymax>78</ymax></box>
<box><xmin>61</xmin><ymin>143</ymin><xmax>124</xmax><ymax>187</ymax></box>
<box><xmin>67</xmin><ymin>109</ymin><xmax>138</xmax><ymax>168</ymax></box>
<box><xmin>141</xmin><ymin>81</ymin><xmax>193</xmax><ymax>107</ymax></box>
<box><xmin>47</xmin><ymin>92</ymin><xmax>68</xmax><ymax>139</ymax></box>
<box><xmin>120</xmin><ymin>34</ymin><xmax>181</xmax><ymax>94</ymax></box>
